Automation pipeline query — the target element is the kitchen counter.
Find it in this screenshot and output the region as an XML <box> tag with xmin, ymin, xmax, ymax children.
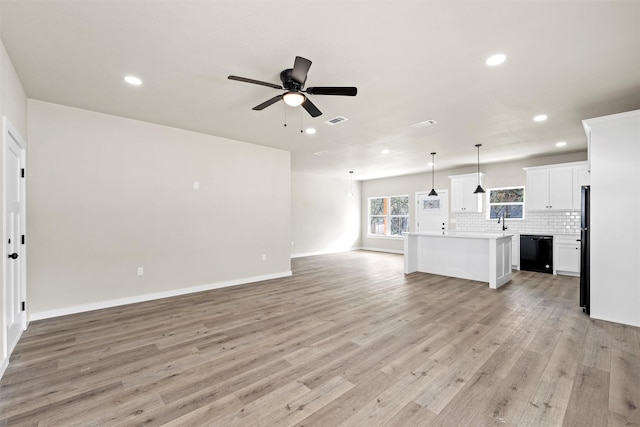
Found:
<box><xmin>409</xmin><ymin>231</ymin><xmax>515</xmax><ymax>239</ymax></box>
<box><xmin>404</xmin><ymin>232</ymin><xmax>513</xmax><ymax>289</ymax></box>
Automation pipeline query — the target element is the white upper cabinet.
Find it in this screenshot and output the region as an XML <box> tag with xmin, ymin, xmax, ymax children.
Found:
<box><xmin>524</xmin><ymin>162</ymin><xmax>588</xmax><ymax>211</ymax></box>
<box><xmin>449</xmin><ymin>173</ymin><xmax>483</xmax><ymax>213</ymax></box>
<box><xmin>573</xmin><ymin>164</ymin><xmax>591</xmax><ymax>209</ymax></box>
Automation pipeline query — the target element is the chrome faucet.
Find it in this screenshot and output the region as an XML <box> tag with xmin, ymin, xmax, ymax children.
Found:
<box><xmin>498</xmin><ymin>212</ymin><xmax>508</xmax><ymax>231</ymax></box>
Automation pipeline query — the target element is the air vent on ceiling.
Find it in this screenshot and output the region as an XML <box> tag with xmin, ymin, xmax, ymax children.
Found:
<box><xmin>324</xmin><ymin>116</ymin><xmax>348</xmax><ymax>126</ymax></box>
<box><xmin>313</xmin><ymin>150</ymin><xmax>329</xmax><ymax>156</ymax></box>
<box><xmin>411</xmin><ymin>119</ymin><xmax>438</xmax><ymax>128</ymax></box>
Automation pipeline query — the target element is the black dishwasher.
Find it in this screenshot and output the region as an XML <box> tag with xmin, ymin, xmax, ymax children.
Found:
<box><xmin>520</xmin><ymin>235</ymin><xmax>553</xmax><ymax>274</ymax></box>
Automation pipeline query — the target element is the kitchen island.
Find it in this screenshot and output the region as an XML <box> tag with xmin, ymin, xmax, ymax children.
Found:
<box><xmin>404</xmin><ymin>231</ymin><xmax>513</xmax><ymax>289</ymax></box>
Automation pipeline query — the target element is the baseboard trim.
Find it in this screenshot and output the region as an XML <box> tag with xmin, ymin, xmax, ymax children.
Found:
<box><xmin>359</xmin><ymin>246</ymin><xmax>404</xmax><ymax>255</ymax></box>
<box><xmin>291</xmin><ymin>247</ymin><xmax>359</xmax><ymax>258</ymax></box>
<box><xmin>0</xmin><ymin>356</ymin><xmax>8</xmax><ymax>380</ymax></box>
<box><xmin>29</xmin><ymin>270</ymin><xmax>293</xmax><ymax>322</ymax></box>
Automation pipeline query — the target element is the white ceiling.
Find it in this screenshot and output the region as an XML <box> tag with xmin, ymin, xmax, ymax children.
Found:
<box><xmin>1</xmin><ymin>1</ymin><xmax>639</xmax><ymax>180</ymax></box>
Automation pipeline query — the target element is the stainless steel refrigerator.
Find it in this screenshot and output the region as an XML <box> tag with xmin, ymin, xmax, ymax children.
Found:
<box><xmin>580</xmin><ymin>185</ymin><xmax>590</xmax><ymax>314</ymax></box>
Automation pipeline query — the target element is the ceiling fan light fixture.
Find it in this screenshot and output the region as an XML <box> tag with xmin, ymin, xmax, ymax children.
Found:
<box><xmin>283</xmin><ymin>91</ymin><xmax>305</xmax><ymax>107</ymax></box>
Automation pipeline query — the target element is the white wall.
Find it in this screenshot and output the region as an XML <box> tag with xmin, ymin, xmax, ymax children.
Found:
<box><xmin>586</xmin><ymin>110</ymin><xmax>640</xmax><ymax>327</ymax></box>
<box><xmin>0</xmin><ymin>37</ymin><xmax>28</xmax><ymax>376</ymax></box>
<box><xmin>361</xmin><ymin>152</ymin><xmax>588</xmax><ymax>253</ymax></box>
<box><xmin>291</xmin><ymin>171</ymin><xmax>360</xmax><ymax>257</ymax></box>
<box><xmin>27</xmin><ymin>100</ymin><xmax>291</xmax><ymax>319</ymax></box>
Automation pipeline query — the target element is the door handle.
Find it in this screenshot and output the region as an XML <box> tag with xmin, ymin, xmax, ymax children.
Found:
<box><xmin>7</xmin><ymin>253</ymin><xmax>18</xmax><ymax>259</ymax></box>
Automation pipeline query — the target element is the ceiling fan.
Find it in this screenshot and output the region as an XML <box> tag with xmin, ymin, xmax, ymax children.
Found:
<box><xmin>228</xmin><ymin>56</ymin><xmax>357</xmax><ymax>118</ymax></box>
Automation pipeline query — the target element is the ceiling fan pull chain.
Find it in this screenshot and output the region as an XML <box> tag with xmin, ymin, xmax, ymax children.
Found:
<box><xmin>300</xmin><ymin>110</ymin><xmax>303</xmax><ymax>133</ymax></box>
<box><xmin>283</xmin><ymin>102</ymin><xmax>287</xmax><ymax>127</ymax></box>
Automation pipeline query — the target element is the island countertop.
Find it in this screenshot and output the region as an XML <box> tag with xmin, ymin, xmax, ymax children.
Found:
<box><xmin>405</xmin><ymin>231</ymin><xmax>514</xmax><ymax>240</ymax></box>
<box><xmin>404</xmin><ymin>232</ymin><xmax>513</xmax><ymax>289</ymax></box>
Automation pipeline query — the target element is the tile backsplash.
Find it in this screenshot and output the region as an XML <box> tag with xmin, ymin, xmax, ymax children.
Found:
<box><xmin>453</xmin><ymin>210</ymin><xmax>581</xmax><ymax>234</ymax></box>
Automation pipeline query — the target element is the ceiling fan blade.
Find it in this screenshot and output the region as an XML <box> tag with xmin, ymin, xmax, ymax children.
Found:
<box><xmin>228</xmin><ymin>75</ymin><xmax>283</xmax><ymax>90</ymax></box>
<box><xmin>301</xmin><ymin>98</ymin><xmax>322</xmax><ymax>117</ymax></box>
<box><xmin>252</xmin><ymin>95</ymin><xmax>282</xmax><ymax>110</ymax></box>
<box><xmin>305</xmin><ymin>86</ymin><xmax>357</xmax><ymax>96</ymax></box>
<box><xmin>291</xmin><ymin>56</ymin><xmax>312</xmax><ymax>85</ymax></box>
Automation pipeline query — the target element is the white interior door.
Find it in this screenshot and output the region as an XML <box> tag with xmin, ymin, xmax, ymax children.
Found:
<box><xmin>416</xmin><ymin>190</ymin><xmax>449</xmax><ymax>232</ymax></box>
<box><xmin>3</xmin><ymin>118</ymin><xmax>26</xmax><ymax>359</ymax></box>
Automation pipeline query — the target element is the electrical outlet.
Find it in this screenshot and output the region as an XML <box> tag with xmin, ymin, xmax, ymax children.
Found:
<box><xmin>262</xmin><ymin>254</ymin><xmax>267</xmax><ymax>261</ymax></box>
<box><xmin>137</xmin><ymin>267</ymin><xmax>144</xmax><ymax>276</ymax></box>
<box><xmin>193</xmin><ymin>181</ymin><xmax>200</xmax><ymax>190</ymax></box>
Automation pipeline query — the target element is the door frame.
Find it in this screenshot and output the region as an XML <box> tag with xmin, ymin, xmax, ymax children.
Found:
<box><xmin>415</xmin><ymin>189</ymin><xmax>449</xmax><ymax>232</ymax></box>
<box><xmin>2</xmin><ymin>116</ymin><xmax>27</xmax><ymax>369</ymax></box>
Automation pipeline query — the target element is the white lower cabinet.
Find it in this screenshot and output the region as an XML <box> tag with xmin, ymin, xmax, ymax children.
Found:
<box><xmin>554</xmin><ymin>235</ymin><xmax>580</xmax><ymax>276</ymax></box>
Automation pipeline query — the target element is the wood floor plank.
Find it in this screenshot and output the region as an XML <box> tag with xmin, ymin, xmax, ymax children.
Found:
<box><xmin>581</xmin><ymin>319</ymin><xmax>612</xmax><ymax>372</ymax></box>
<box><xmin>0</xmin><ymin>250</ymin><xmax>634</xmax><ymax>426</ymax></box>
<box><xmin>253</xmin><ymin>375</ymin><xmax>354</xmax><ymax>427</ymax></box>
<box><xmin>381</xmin><ymin>401</ymin><xmax>438</xmax><ymax>427</ymax></box>
<box><xmin>609</xmin><ymin>348</ymin><xmax>640</xmax><ymax>425</ymax></box>
<box><xmin>517</xmin><ymin>305</ymin><xmax>589</xmax><ymax>426</ymax></box>
<box><xmin>562</xmin><ymin>364</ymin><xmax>610</xmax><ymax>427</ymax></box>
<box><xmin>291</xmin><ymin>369</ymin><xmax>396</xmax><ymax>426</ymax></box>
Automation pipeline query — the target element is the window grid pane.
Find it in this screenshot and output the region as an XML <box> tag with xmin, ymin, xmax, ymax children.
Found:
<box><xmin>390</xmin><ymin>196</ymin><xmax>409</xmax><ymax>215</ymax></box>
<box><xmin>370</xmin><ymin>216</ymin><xmax>387</xmax><ymax>235</ymax></box>
<box><xmin>488</xmin><ymin>187</ymin><xmax>525</xmax><ymax>219</ymax></box>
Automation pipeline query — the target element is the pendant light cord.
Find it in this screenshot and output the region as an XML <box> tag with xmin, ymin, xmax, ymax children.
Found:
<box><xmin>477</xmin><ymin>146</ymin><xmax>480</xmax><ymax>182</ymax></box>
<box><xmin>473</xmin><ymin>144</ymin><xmax>486</xmax><ymax>194</ymax></box>
<box><xmin>429</xmin><ymin>152</ymin><xmax>438</xmax><ymax>196</ymax></box>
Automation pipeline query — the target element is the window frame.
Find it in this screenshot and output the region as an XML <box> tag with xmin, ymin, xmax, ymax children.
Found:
<box><xmin>368</xmin><ymin>194</ymin><xmax>410</xmax><ymax>238</ymax></box>
<box><xmin>486</xmin><ymin>186</ymin><xmax>525</xmax><ymax>220</ymax></box>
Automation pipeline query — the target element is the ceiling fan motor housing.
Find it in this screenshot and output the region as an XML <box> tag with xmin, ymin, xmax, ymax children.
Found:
<box><xmin>280</xmin><ymin>69</ymin><xmax>304</xmax><ymax>91</ymax></box>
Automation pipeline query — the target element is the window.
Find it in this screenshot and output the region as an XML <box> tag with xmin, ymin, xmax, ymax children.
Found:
<box><xmin>369</xmin><ymin>195</ymin><xmax>409</xmax><ymax>236</ymax></box>
<box><xmin>487</xmin><ymin>187</ymin><xmax>525</xmax><ymax>219</ymax></box>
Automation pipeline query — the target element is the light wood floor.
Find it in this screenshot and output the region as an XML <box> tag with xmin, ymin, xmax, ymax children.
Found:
<box><xmin>1</xmin><ymin>251</ymin><xmax>639</xmax><ymax>426</ymax></box>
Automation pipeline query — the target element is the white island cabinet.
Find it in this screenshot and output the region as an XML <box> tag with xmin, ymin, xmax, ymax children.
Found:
<box><xmin>404</xmin><ymin>232</ymin><xmax>513</xmax><ymax>289</ymax></box>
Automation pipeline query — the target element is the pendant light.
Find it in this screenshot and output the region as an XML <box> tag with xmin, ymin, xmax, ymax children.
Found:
<box><xmin>348</xmin><ymin>170</ymin><xmax>355</xmax><ymax>198</ymax></box>
<box><xmin>473</xmin><ymin>144</ymin><xmax>486</xmax><ymax>194</ymax></box>
<box><xmin>428</xmin><ymin>152</ymin><xmax>438</xmax><ymax>196</ymax></box>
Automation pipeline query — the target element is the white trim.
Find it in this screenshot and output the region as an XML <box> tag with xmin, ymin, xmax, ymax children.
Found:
<box><xmin>0</xmin><ymin>356</ymin><xmax>7</xmax><ymax>379</ymax></box>
<box><xmin>366</xmin><ymin>234</ymin><xmax>404</xmax><ymax>240</ymax></box>
<box><xmin>2</xmin><ymin>117</ymin><xmax>27</xmax><ymax>378</ymax></box>
<box><xmin>291</xmin><ymin>248</ymin><xmax>358</xmax><ymax>258</ymax></box>
<box><xmin>359</xmin><ymin>246</ymin><xmax>404</xmax><ymax>255</ymax></box>
<box><xmin>367</xmin><ymin>194</ymin><xmax>410</xmax><ymax>237</ymax></box>
<box><xmin>522</xmin><ymin>160</ymin><xmax>588</xmax><ymax>172</ymax></box>
<box><xmin>29</xmin><ymin>271</ymin><xmax>292</xmax><ymax>321</ymax></box>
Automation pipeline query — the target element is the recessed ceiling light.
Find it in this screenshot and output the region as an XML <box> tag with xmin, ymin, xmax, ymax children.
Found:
<box><xmin>381</xmin><ymin>149</ymin><xmax>390</xmax><ymax>154</ymax></box>
<box><xmin>411</xmin><ymin>119</ymin><xmax>438</xmax><ymax>128</ymax></box>
<box><xmin>485</xmin><ymin>53</ymin><xmax>507</xmax><ymax>66</ymax></box>
<box><xmin>305</xmin><ymin>128</ymin><xmax>316</xmax><ymax>135</ymax></box>
<box><xmin>533</xmin><ymin>114</ymin><xmax>548</xmax><ymax>122</ymax></box>
<box><xmin>124</xmin><ymin>75</ymin><xmax>142</xmax><ymax>86</ymax></box>
<box><xmin>556</xmin><ymin>141</ymin><xmax>567</xmax><ymax>147</ymax></box>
